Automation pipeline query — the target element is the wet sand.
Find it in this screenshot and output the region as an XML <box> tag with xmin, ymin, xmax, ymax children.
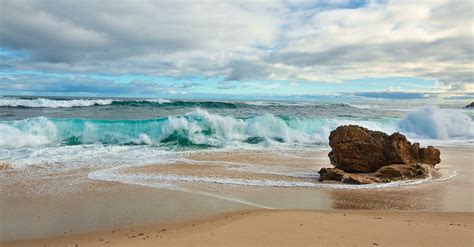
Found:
<box><xmin>1</xmin><ymin>147</ymin><xmax>473</xmax><ymax>245</ymax></box>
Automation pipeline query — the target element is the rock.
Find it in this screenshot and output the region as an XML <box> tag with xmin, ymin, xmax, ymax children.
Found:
<box><xmin>328</xmin><ymin>125</ymin><xmax>440</xmax><ymax>173</ymax></box>
<box><xmin>374</xmin><ymin>163</ymin><xmax>431</xmax><ymax>181</ymax></box>
<box><xmin>464</xmin><ymin>102</ymin><xmax>474</xmax><ymax>108</ymax></box>
<box><xmin>319</xmin><ymin>163</ymin><xmax>432</xmax><ymax>184</ymax></box>
<box><xmin>319</xmin><ymin>125</ymin><xmax>440</xmax><ymax>184</ymax></box>
<box><xmin>319</xmin><ymin>167</ymin><xmax>379</xmax><ymax>184</ymax></box>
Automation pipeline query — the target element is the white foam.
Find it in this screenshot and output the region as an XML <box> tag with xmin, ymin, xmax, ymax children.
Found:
<box><xmin>160</xmin><ymin>109</ymin><xmax>331</xmax><ymax>146</ymax></box>
<box><xmin>0</xmin><ymin>97</ymin><xmax>174</xmax><ymax>108</ymax></box>
<box><xmin>347</xmin><ymin>103</ymin><xmax>378</xmax><ymax>109</ymax></box>
<box><xmin>137</xmin><ymin>133</ymin><xmax>153</xmax><ymax>145</ymax></box>
<box><xmin>0</xmin><ymin>117</ymin><xmax>57</xmax><ymax>148</ymax></box>
<box><xmin>400</xmin><ymin>105</ymin><xmax>474</xmax><ymax>139</ymax></box>
<box><xmin>143</xmin><ymin>99</ymin><xmax>172</xmax><ymax>104</ymax></box>
<box><xmin>88</xmin><ymin>162</ymin><xmax>457</xmax><ymax>191</ymax></box>
<box><xmin>1</xmin><ymin>144</ymin><xmax>176</xmax><ymax>170</ymax></box>
<box><xmin>87</xmin><ymin>167</ymin><xmax>275</xmax><ymax>209</ymax></box>
<box><xmin>2</xmin><ymin>106</ymin><xmax>472</xmax><ymax>150</ymax></box>
<box><xmin>0</xmin><ymin>97</ymin><xmax>113</xmax><ymax>108</ymax></box>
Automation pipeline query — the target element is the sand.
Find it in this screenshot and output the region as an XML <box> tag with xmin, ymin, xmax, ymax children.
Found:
<box><xmin>1</xmin><ymin>147</ymin><xmax>473</xmax><ymax>246</ymax></box>
<box><xmin>3</xmin><ymin>210</ymin><xmax>473</xmax><ymax>247</ymax></box>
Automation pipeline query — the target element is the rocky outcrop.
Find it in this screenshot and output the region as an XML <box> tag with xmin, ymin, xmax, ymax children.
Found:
<box><xmin>464</xmin><ymin>102</ymin><xmax>474</xmax><ymax>108</ymax></box>
<box><xmin>319</xmin><ymin>163</ymin><xmax>432</xmax><ymax>184</ymax></box>
<box><xmin>319</xmin><ymin>125</ymin><xmax>440</xmax><ymax>184</ymax></box>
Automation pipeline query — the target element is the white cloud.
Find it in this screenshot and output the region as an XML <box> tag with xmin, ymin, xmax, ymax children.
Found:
<box><xmin>0</xmin><ymin>0</ymin><xmax>472</xmax><ymax>94</ymax></box>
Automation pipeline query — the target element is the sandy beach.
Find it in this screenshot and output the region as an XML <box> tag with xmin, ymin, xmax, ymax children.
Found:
<box><xmin>1</xmin><ymin>147</ymin><xmax>473</xmax><ymax>246</ymax></box>
<box><xmin>4</xmin><ymin>210</ymin><xmax>473</xmax><ymax>246</ymax></box>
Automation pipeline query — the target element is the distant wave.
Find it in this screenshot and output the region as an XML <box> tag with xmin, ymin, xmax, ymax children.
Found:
<box><xmin>1</xmin><ymin>106</ymin><xmax>472</xmax><ymax>149</ymax></box>
<box><xmin>0</xmin><ymin>97</ymin><xmax>246</xmax><ymax>109</ymax></box>
<box><xmin>0</xmin><ymin>97</ymin><xmax>115</xmax><ymax>108</ymax></box>
<box><xmin>0</xmin><ymin>97</ymin><xmax>375</xmax><ymax>110</ymax></box>
<box><xmin>0</xmin><ymin>97</ymin><xmax>178</xmax><ymax>108</ymax></box>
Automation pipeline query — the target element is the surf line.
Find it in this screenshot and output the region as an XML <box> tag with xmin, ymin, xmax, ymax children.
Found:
<box><xmin>87</xmin><ymin>167</ymin><xmax>275</xmax><ymax>210</ymax></box>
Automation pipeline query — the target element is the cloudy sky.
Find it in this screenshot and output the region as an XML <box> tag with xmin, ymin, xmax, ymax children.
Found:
<box><xmin>0</xmin><ymin>0</ymin><xmax>472</xmax><ymax>99</ymax></box>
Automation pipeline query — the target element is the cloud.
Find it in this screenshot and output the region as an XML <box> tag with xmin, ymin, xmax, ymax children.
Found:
<box><xmin>0</xmin><ymin>0</ymin><xmax>472</xmax><ymax>95</ymax></box>
<box><xmin>0</xmin><ymin>72</ymin><xmax>199</xmax><ymax>95</ymax></box>
<box><xmin>353</xmin><ymin>91</ymin><xmax>428</xmax><ymax>100</ymax></box>
<box><xmin>216</xmin><ymin>82</ymin><xmax>238</xmax><ymax>90</ymax></box>
<box><xmin>224</xmin><ymin>60</ymin><xmax>274</xmax><ymax>81</ymax></box>
<box><xmin>265</xmin><ymin>1</ymin><xmax>473</xmax><ymax>90</ymax></box>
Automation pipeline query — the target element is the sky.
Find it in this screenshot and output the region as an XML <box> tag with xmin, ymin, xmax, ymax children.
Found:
<box><xmin>0</xmin><ymin>0</ymin><xmax>472</xmax><ymax>100</ymax></box>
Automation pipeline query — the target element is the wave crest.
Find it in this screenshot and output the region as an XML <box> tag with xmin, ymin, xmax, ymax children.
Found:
<box><xmin>0</xmin><ymin>107</ymin><xmax>472</xmax><ymax>148</ymax></box>
<box><xmin>0</xmin><ymin>97</ymin><xmax>114</xmax><ymax>108</ymax></box>
<box><xmin>0</xmin><ymin>97</ymin><xmax>174</xmax><ymax>108</ymax></box>
<box><xmin>400</xmin><ymin>105</ymin><xmax>474</xmax><ymax>139</ymax></box>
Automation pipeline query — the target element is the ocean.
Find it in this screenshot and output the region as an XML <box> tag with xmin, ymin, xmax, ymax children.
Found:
<box><xmin>1</xmin><ymin>96</ymin><xmax>473</xmax><ymax>168</ymax></box>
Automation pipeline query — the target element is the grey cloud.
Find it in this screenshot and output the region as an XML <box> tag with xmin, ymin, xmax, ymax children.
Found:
<box><xmin>0</xmin><ymin>74</ymin><xmax>198</xmax><ymax>94</ymax></box>
<box><xmin>0</xmin><ymin>0</ymin><xmax>280</xmax><ymax>63</ymax></box>
<box><xmin>270</xmin><ymin>38</ymin><xmax>473</xmax><ymax>66</ymax></box>
<box><xmin>225</xmin><ymin>60</ymin><xmax>274</xmax><ymax>81</ymax></box>
<box><xmin>0</xmin><ymin>0</ymin><xmax>472</xmax><ymax>94</ymax></box>
<box><xmin>353</xmin><ymin>92</ymin><xmax>428</xmax><ymax>100</ymax></box>
<box><xmin>216</xmin><ymin>84</ymin><xmax>238</xmax><ymax>90</ymax></box>
<box><xmin>216</xmin><ymin>80</ymin><xmax>241</xmax><ymax>90</ymax></box>
<box><xmin>264</xmin><ymin>37</ymin><xmax>473</xmax><ymax>85</ymax></box>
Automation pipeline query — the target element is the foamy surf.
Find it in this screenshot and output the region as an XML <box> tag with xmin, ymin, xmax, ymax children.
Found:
<box><xmin>87</xmin><ymin>157</ymin><xmax>458</xmax><ymax>191</ymax></box>
<box><xmin>0</xmin><ymin>97</ymin><xmax>172</xmax><ymax>108</ymax></box>
<box><xmin>1</xmin><ymin>101</ymin><xmax>470</xmax><ymax>197</ymax></box>
<box><xmin>87</xmin><ymin>165</ymin><xmax>276</xmax><ymax>209</ymax></box>
<box><xmin>1</xmin><ymin>106</ymin><xmax>472</xmax><ymax>150</ymax></box>
<box><xmin>0</xmin><ymin>97</ymin><xmax>114</xmax><ymax>108</ymax></box>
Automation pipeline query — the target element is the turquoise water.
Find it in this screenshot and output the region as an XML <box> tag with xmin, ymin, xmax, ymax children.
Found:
<box><xmin>0</xmin><ymin>96</ymin><xmax>473</xmax><ymax>168</ymax></box>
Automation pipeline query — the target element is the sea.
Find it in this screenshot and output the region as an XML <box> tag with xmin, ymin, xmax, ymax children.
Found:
<box><xmin>1</xmin><ymin>96</ymin><xmax>473</xmax><ymax>190</ymax></box>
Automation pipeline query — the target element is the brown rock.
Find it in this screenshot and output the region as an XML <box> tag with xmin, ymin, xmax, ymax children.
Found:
<box><xmin>374</xmin><ymin>163</ymin><xmax>431</xmax><ymax>181</ymax></box>
<box><xmin>318</xmin><ymin>164</ymin><xmax>431</xmax><ymax>184</ymax></box>
<box><xmin>418</xmin><ymin>146</ymin><xmax>441</xmax><ymax>165</ymax></box>
<box><xmin>328</xmin><ymin>125</ymin><xmax>440</xmax><ymax>173</ymax></box>
<box><xmin>319</xmin><ymin>167</ymin><xmax>379</xmax><ymax>184</ymax></box>
<box><xmin>319</xmin><ymin>125</ymin><xmax>440</xmax><ymax>184</ymax></box>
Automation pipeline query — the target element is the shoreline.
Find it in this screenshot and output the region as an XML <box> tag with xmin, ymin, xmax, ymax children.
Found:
<box><xmin>1</xmin><ymin>147</ymin><xmax>473</xmax><ymax>244</ymax></box>
<box><xmin>3</xmin><ymin>209</ymin><xmax>473</xmax><ymax>246</ymax></box>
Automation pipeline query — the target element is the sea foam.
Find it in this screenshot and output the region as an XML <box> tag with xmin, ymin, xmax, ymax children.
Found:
<box><xmin>88</xmin><ymin>164</ymin><xmax>457</xmax><ymax>191</ymax></box>
<box><xmin>0</xmin><ymin>107</ymin><xmax>472</xmax><ymax>149</ymax></box>
<box><xmin>0</xmin><ymin>97</ymin><xmax>114</xmax><ymax>108</ymax></box>
<box><xmin>0</xmin><ymin>97</ymin><xmax>172</xmax><ymax>108</ymax></box>
<box><xmin>400</xmin><ymin>105</ymin><xmax>474</xmax><ymax>139</ymax></box>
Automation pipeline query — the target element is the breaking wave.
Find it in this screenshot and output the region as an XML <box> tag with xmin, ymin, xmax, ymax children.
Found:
<box><xmin>0</xmin><ymin>106</ymin><xmax>472</xmax><ymax>149</ymax></box>
<box><xmin>0</xmin><ymin>97</ymin><xmax>248</xmax><ymax>109</ymax></box>
<box><xmin>400</xmin><ymin>105</ymin><xmax>474</xmax><ymax>139</ymax></box>
<box><xmin>0</xmin><ymin>97</ymin><xmax>114</xmax><ymax>108</ymax></box>
<box><xmin>0</xmin><ymin>97</ymin><xmax>176</xmax><ymax>108</ymax></box>
<box><xmin>0</xmin><ymin>97</ymin><xmax>375</xmax><ymax>110</ymax></box>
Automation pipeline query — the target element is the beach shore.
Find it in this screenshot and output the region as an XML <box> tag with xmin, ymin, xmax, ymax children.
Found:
<box><xmin>3</xmin><ymin>209</ymin><xmax>473</xmax><ymax>247</ymax></box>
<box><xmin>1</xmin><ymin>147</ymin><xmax>473</xmax><ymax>246</ymax></box>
